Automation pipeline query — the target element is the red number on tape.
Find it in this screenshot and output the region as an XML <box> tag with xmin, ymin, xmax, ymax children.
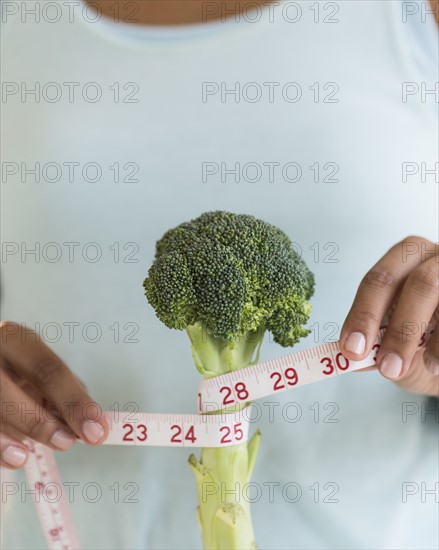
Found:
<box><xmin>170</xmin><ymin>425</ymin><xmax>197</xmax><ymax>444</ymax></box>
<box><xmin>185</xmin><ymin>425</ymin><xmax>197</xmax><ymax>443</ymax></box>
<box><xmin>335</xmin><ymin>353</ymin><xmax>349</xmax><ymax>371</ymax></box>
<box><xmin>122</xmin><ymin>424</ymin><xmax>148</xmax><ymax>442</ymax></box>
<box><xmin>320</xmin><ymin>356</ymin><xmax>334</xmax><ymax>375</ymax></box>
<box><xmin>137</xmin><ymin>425</ymin><xmax>147</xmax><ymax>441</ymax></box>
<box><xmin>285</xmin><ymin>367</ymin><xmax>298</xmax><ymax>385</ymax></box>
<box><xmin>372</xmin><ymin>343</ymin><xmax>380</xmax><ymax>362</ymax></box>
<box><xmin>123</xmin><ymin>424</ymin><xmax>134</xmax><ymax>441</ymax></box>
<box><xmin>320</xmin><ymin>354</ymin><xmax>349</xmax><ymax>374</ymax></box>
<box><xmin>270</xmin><ymin>371</ymin><xmax>284</xmax><ymax>390</ymax></box>
<box><xmin>234</xmin><ymin>423</ymin><xmax>244</xmax><ymax>441</ymax></box>
<box><xmin>220</xmin><ymin>426</ymin><xmax>231</xmax><ymax>444</ymax></box>
<box><xmin>219</xmin><ymin>386</ymin><xmax>234</xmax><ymax>405</ymax></box>
<box><xmin>220</xmin><ymin>423</ymin><xmax>244</xmax><ymax>444</ymax></box>
<box><xmin>270</xmin><ymin>368</ymin><xmax>298</xmax><ymax>391</ymax></box>
<box><xmin>235</xmin><ymin>382</ymin><xmax>249</xmax><ymax>400</ymax></box>
<box><xmin>220</xmin><ymin>382</ymin><xmax>249</xmax><ymax>405</ymax></box>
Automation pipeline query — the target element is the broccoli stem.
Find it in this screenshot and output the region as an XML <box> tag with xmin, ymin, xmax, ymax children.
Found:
<box><xmin>189</xmin><ymin>431</ymin><xmax>261</xmax><ymax>550</ymax></box>
<box><xmin>186</xmin><ymin>323</ymin><xmax>265</xmax><ymax>378</ymax></box>
<box><xmin>186</xmin><ymin>324</ymin><xmax>265</xmax><ymax>550</ymax></box>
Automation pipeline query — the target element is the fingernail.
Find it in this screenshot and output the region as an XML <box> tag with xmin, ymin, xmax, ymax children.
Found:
<box><xmin>345</xmin><ymin>332</ymin><xmax>366</xmax><ymax>355</ymax></box>
<box><xmin>424</xmin><ymin>350</ymin><xmax>439</xmax><ymax>376</ymax></box>
<box><xmin>3</xmin><ymin>445</ymin><xmax>28</xmax><ymax>468</ymax></box>
<box><xmin>82</xmin><ymin>420</ymin><xmax>104</xmax><ymax>443</ymax></box>
<box><xmin>380</xmin><ymin>353</ymin><xmax>403</xmax><ymax>379</ymax></box>
<box><xmin>50</xmin><ymin>429</ymin><xmax>77</xmax><ymax>451</ymax></box>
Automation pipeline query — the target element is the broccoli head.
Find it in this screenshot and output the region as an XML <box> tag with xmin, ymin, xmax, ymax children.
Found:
<box><xmin>143</xmin><ymin>211</ymin><xmax>314</xmax><ymax>350</ymax></box>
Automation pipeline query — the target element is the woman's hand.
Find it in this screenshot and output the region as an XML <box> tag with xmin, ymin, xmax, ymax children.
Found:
<box><xmin>339</xmin><ymin>236</ymin><xmax>439</xmax><ymax>396</ymax></box>
<box><xmin>0</xmin><ymin>322</ymin><xmax>108</xmax><ymax>469</ymax></box>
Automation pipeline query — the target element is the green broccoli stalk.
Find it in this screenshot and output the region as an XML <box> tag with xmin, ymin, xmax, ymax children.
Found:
<box><xmin>143</xmin><ymin>211</ymin><xmax>314</xmax><ymax>549</ymax></box>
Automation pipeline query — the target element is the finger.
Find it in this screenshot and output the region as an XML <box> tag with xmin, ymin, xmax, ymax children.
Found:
<box><xmin>0</xmin><ymin>432</ymin><xmax>29</xmax><ymax>470</ymax></box>
<box><xmin>423</xmin><ymin>323</ymin><xmax>439</xmax><ymax>376</ymax></box>
<box><xmin>392</xmin><ymin>348</ymin><xmax>439</xmax><ymax>396</ymax></box>
<box><xmin>4</xmin><ymin>359</ymin><xmax>87</xmax><ymax>413</ymax></box>
<box><xmin>339</xmin><ymin>236</ymin><xmax>435</xmax><ymax>361</ymax></box>
<box><xmin>0</xmin><ymin>322</ymin><xmax>107</xmax><ymax>445</ymax></box>
<box><xmin>1</xmin><ymin>370</ymin><xmax>77</xmax><ymax>451</ymax></box>
<box><xmin>3</xmin><ymin>357</ymin><xmax>46</xmax><ymax>405</ymax></box>
<box><xmin>376</xmin><ymin>256</ymin><xmax>438</xmax><ymax>380</ymax></box>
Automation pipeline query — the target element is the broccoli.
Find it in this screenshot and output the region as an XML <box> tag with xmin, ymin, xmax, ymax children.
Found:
<box><xmin>144</xmin><ymin>211</ymin><xmax>314</xmax><ymax>549</ymax></box>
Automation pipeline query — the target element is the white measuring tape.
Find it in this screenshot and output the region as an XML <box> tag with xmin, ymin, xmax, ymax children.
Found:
<box><xmin>21</xmin><ymin>327</ymin><xmax>431</xmax><ymax>550</ymax></box>
<box><xmin>22</xmin><ymin>410</ymin><xmax>250</xmax><ymax>550</ymax></box>
<box><xmin>198</xmin><ymin>331</ymin><xmax>383</xmax><ymax>413</ymax></box>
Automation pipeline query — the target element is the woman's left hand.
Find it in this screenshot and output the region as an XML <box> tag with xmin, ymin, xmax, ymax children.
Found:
<box><xmin>339</xmin><ymin>236</ymin><xmax>438</xmax><ymax>396</ymax></box>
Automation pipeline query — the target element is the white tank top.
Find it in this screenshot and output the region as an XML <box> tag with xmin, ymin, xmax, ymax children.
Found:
<box><xmin>1</xmin><ymin>1</ymin><xmax>438</xmax><ymax>548</ymax></box>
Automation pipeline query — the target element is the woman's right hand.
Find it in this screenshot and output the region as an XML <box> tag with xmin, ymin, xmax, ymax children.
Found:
<box><xmin>0</xmin><ymin>322</ymin><xmax>108</xmax><ymax>469</ymax></box>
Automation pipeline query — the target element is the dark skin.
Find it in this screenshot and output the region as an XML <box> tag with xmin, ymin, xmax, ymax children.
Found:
<box><xmin>1</xmin><ymin>0</ymin><xmax>437</xmax><ymax>471</ymax></box>
<box><xmin>87</xmin><ymin>0</ymin><xmax>439</xmax><ymax>25</ymax></box>
<box><xmin>86</xmin><ymin>0</ymin><xmax>276</xmax><ymax>25</ymax></box>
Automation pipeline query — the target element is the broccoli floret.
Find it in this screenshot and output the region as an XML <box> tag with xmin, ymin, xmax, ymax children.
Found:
<box><xmin>144</xmin><ymin>211</ymin><xmax>314</xmax><ymax>373</ymax></box>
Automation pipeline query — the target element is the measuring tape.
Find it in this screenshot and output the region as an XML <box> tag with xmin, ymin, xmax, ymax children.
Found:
<box><xmin>23</xmin><ymin>410</ymin><xmax>251</xmax><ymax>550</ymax></box>
<box><xmin>21</xmin><ymin>327</ymin><xmax>430</xmax><ymax>550</ymax></box>
<box><xmin>198</xmin><ymin>329</ymin><xmax>384</xmax><ymax>413</ymax></box>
